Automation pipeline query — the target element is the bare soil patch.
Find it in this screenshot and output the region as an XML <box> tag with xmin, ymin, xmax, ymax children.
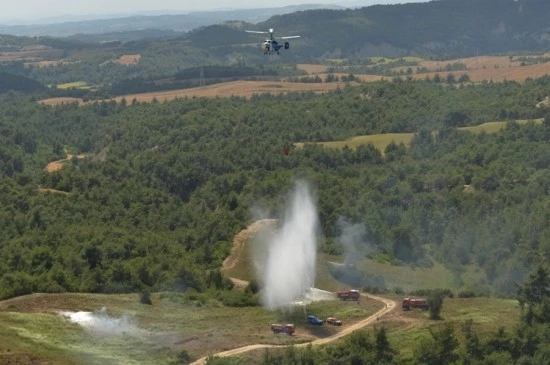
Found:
<box><xmin>37</xmin><ymin>188</ymin><xmax>71</xmax><ymax>196</ymax></box>
<box><xmin>297</xmin><ymin>64</ymin><xmax>329</xmax><ymax>74</ymax></box>
<box><xmin>44</xmin><ymin>153</ymin><xmax>86</xmax><ymax>173</ymax></box>
<box><xmin>222</xmin><ymin>219</ymin><xmax>277</xmax><ymax>271</ymax></box>
<box><xmin>116</xmin><ymin>54</ymin><xmax>141</xmax><ymax>65</ymax></box>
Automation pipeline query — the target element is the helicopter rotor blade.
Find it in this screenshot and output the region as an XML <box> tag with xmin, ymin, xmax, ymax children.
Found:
<box><xmin>281</xmin><ymin>36</ymin><xmax>301</xmax><ymax>39</ymax></box>
<box><xmin>245</xmin><ymin>30</ymin><xmax>269</xmax><ymax>34</ymax></box>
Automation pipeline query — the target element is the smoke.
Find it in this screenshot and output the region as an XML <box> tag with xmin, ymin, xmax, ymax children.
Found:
<box><xmin>59</xmin><ymin>307</ymin><xmax>141</xmax><ymax>336</ymax></box>
<box><xmin>254</xmin><ymin>181</ymin><xmax>319</xmax><ymax>310</ymax></box>
<box><xmin>336</xmin><ymin>217</ymin><xmax>369</xmax><ymax>265</ymax></box>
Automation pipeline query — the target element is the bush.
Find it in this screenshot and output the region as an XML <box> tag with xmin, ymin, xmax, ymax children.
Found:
<box><xmin>140</xmin><ymin>290</ymin><xmax>153</xmax><ymax>305</ymax></box>
<box><xmin>394</xmin><ymin>287</ymin><xmax>405</xmax><ymax>295</ymax></box>
<box><xmin>411</xmin><ymin>288</ymin><xmax>454</xmax><ymax>298</ymax></box>
<box><xmin>216</xmin><ymin>291</ymin><xmax>259</xmax><ymax>307</ymax></box>
<box><xmin>457</xmin><ymin>290</ymin><xmax>476</xmax><ymax>298</ymax></box>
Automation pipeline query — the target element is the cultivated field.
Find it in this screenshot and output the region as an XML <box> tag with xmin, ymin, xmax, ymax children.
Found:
<box><xmin>100</xmin><ymin>54</ymin><xmax>142</xmax><ymax>66</ymax></box>
<box><xmin>115</xmin><ymin>54</ymin><xmax>141</xmax><ymax>65</ymax></box>
<box><xmin>24</xmin><ymin>60</ymin><xmax>77</xmax><ymax>68</ymax></box>
<box><xmin>0</xmin><ymin>45</ymin><xmax>63</xmax><ymax>62</ymax></box>
<box><xmin>297</xmin><ymin>63</ymin><xmax>329</xmax><ymax>74</ymax></box>
<box><xmin>40</xmin><ymin>80</ymin><xmax>347</xmax><ymax>105</ymax></box>
<box><xmin>302</xmin><ymin>54</ymin><xmax>550</xmax><ymax>83</ymax></box>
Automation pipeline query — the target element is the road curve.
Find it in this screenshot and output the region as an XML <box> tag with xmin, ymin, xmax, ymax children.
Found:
<box><xmin>190</xmin><ymin>293</ymin><xmax>396</xmax><ymax>364</ymax></box>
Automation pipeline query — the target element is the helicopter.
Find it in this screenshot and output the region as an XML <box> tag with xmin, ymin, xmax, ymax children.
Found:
<box><xmin>245</xmin><ymin>28</ymin><xmax>300</xmax><ymax>55</ymax></box>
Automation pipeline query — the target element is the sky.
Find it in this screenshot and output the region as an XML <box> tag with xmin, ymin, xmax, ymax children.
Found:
<box><xmin>1</xmin><ymin>0</ymin><xmax>430</xmax><ymax>23</ymax></box>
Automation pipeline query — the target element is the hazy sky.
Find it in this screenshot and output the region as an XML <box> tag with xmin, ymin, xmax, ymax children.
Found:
<box><xmin>3</xmin><ymin>0</ymin><xmax>429</xmax><ymax>22</ymax></box>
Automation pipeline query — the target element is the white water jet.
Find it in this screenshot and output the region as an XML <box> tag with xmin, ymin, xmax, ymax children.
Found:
<box><xmin>258</xmin><ymin>181</ymin><xmax>319</xmax><ymax>310</ymax></box>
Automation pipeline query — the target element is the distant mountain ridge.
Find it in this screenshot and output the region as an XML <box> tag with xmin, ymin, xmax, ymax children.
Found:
<box><xmin>0</xmin><ymin>4</ymin><xmax>344</xmax><ymax>37</ymax></box>
<box><xmin>191</xmin><ymin>0</ymin><xmax>550</xmax><ymax>59</ymax></box>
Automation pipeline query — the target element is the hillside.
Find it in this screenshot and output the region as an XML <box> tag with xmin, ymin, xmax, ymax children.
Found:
<box><xmin>0</xmin><ymin>4</ymin><xmax>343</xmax><ymax>38</ymax></box>
<box><xmin>190</xmin><ymin>0</ymin><xmax>550</xmax><ymax>59</ymax></box>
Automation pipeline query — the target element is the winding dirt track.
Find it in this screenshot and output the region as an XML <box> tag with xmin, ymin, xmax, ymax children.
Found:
<box><xmin>190</xmin><ymin>294</ymin><xmax>396</xmax><ymax>364</ymax></box>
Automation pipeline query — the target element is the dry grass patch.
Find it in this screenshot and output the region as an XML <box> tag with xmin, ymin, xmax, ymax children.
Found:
<box><xmin>115</xmin><ymin>54</ymin><xmax>141</xmax><ymax>65</ymax></box>
<box><xmin>297</xmin><ymin>64</ymin><xmax>329</xmax><ymax>74</ymax></box>
<box><xmin>24</xmin><ymin>60</ymin><xmax>76</xmax><ymax>68</ymax></box>
<box><xmin>40</xmin><ymin>80</ymin><xmax>346</xmax><ymax>106</ymax></box>
<box><xmin>44</xmin><ymin>153</ymin><xmax>87</xmax><ymax>173</ymax></box>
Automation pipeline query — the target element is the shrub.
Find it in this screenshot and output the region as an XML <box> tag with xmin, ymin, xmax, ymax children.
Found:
<box><xmin>457</xmin><ymin>290</ymin><xmax>476</xmax><ymax>298</ymax></box>
<box><xmin>139</xmin><ymin>290</ymin><xmax>152</xmax><ymax>305</ymax></box>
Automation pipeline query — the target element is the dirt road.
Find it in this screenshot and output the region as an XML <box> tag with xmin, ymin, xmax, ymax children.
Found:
<box><xmin>190</xmin><ymin>293</ymin><xmax>395</xmax><ymax>364</ymax></box>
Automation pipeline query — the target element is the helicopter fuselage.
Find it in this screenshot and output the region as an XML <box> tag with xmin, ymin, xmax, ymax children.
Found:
<box><xmin>263</xmin><ymin>39</ymin><xmax>289</xmax><ymax>55</ymax></box>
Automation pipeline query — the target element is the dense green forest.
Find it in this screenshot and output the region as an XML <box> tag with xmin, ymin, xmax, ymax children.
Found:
<box><xmin>1</xmin><ymin>77</ymin><xmax>550</xmax><ymax>301</ymax></box>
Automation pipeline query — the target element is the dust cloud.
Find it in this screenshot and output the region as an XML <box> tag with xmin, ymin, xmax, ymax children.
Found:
<box><xmin>255</xmin><ymin>181</ymin><xmax>319</xmax><ymax>310</ymax></box>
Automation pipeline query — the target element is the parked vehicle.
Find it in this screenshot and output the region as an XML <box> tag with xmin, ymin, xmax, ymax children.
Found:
<box><xmin>402</xmin><ymin>297</ymin><xmax>429</xmax><ymax>310</ymax></box>
<box><xmin>326</xmin><ymin>317</ymin><xmax>342</xmax><ymax>326</ymax></box>
<box><xmin>335</xmin><ymin>289</ymin><xmax>360</xmax><ymax>301</ymax></box>
<box><xmin>307</xmin><ymin>315</ymin><xmax>324</xmax><ymax>325</ymax></box>
<box><xmin>271</xmin><ymin>323</ymin><xmax>295</xmax><ymax>335</ymax></box>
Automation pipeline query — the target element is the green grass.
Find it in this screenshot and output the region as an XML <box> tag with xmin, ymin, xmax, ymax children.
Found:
<box><xmin>56</xmin><ymin>81</ymin><xmax>90</xmax><ymax>90</ymax></box>
<box><xmin>295</xmin><ymin>119</ymin><xmax>544</xmax><ymax>153</ymax></box>
<box><xmin>0</xmin><ymin>291</ymin><xmax>382</xmax><ymax>364</ymax></box>
<box><xmin>387</xmin><ymin>296</ymin><xmax>521</xmax><ymax>363</ymax></box>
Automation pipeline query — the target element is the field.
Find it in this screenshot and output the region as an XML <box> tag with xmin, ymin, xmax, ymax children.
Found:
<box><xmin>100</xmin><ymin>54</ymin><xmax>142</xmax><ymax>66</ymax></box>
<box><xmin>0</xmin><ymin>45</ymin><xmax>63</xmax><ymax>62</ymax></box>
<box><xmin>56</xmin><ymin>81</ymin><xmax>91</xmax><ymax>90</ymax></box>
<box><xmin>24</xmin><ymin>60</ymin><xmax>76</xmax><ymax>68</ymax></box>
<box><xmin>36</xmin><ymin>52</ymin><xmax>550</xmax><ymax>107</ymax></box>
<box><xmin>302</xmin><ymin>54</ymin><xmax>550</xmax><ymax>83</ymax></box>
<box><xmin>295</xmin><ymin>119</ymin><xmax>544</xmax><ymax>153</ymax></box>
<box><xmin>40</xmin><ymin>80</ymin><xmax>346</xmax><ymax>105</ymax></box>
<box><xmin>0</xmin><ymin>292</ymin><xmax>382</xmax><ymax>364</ymax></box>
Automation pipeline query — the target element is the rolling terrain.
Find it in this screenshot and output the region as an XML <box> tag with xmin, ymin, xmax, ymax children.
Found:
<box><xmin>33</xmin><ymin>52</ymin><xmax>550</xmax><ymax>107</ymax></box>
<box><xmin>0</xmin><ymin>221</ymin><xmax>522</xmax><ymax>364</ymax></box>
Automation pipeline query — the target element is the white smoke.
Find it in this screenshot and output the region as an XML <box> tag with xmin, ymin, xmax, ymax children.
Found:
<box><xmin>256</xmin><ymin>181</ymin><xmax>319</xmax><ymax>310</ymax></box>
<box><xmin>59</xmin><ymin>307</ymin><xmax>141</xmax><ymax>336</ymax></box>
<box><xmin>336</xmin><ymin>217</ymin><xmax>369</xmax><ymax>265</ymax></box>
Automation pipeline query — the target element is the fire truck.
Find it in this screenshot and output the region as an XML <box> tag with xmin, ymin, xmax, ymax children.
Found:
<box><xmin>402</xmin><ymin>297</ymin><xmax>429</xmax><ymax>310</ymax></box>
<box><xmin>335</xmin><ymin>289</ymin><xmax>360</xmax><ymax>301</ymax></box>
<box><xmin>271</xmin><ymin>323</ymin><xmax>295</xmax><ymax>335</ymax></box>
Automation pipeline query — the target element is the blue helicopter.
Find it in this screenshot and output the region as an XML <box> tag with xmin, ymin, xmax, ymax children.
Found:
<box><xmin>246</xmin><ymin>28</ymin><xmax>301</xmax><ymax>55</ymax></box>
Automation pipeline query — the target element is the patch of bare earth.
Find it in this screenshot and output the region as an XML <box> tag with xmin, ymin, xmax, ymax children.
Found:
<box><xmin>44</xmin><ymin>153</ymin><xmax>86</xmax><ymax>173</ymax></box>
<box><xmin>37</xmin><ymin>188</ymin><xmax>70</xmax><ymax>196</ymax></box>
<box><xmin>100</xmin><ymin>54</ymin><xmax>141</xmax><ymax>66</ymax></box>
<box><xmin>297</xmin><ymin>64</ymin><xmax>329</xmax><ymax>74</ymax></box>
<box><xmin>116</xmin><ymin>54</ymin><xmax>141</xmax><ymax>65</ymax></box>
<box><xmin>222</xmin><ymin>219</ymin><xmax>277</xmax><ymax>271</ymax></box>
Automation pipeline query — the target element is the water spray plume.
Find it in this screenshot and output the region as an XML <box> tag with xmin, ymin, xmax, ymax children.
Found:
<box><xmin>257</xmin><ymin>181</ymin><xmax>319</xmax><ymax>310</ymax></box>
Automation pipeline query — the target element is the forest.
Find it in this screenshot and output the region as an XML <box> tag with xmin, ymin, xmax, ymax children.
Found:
<box><xmin>1</xmin><ymin>77</ymin><xmax>550</xmax><ymax>300</ymax></box>
<box><xmin>0</xmin><ymin>1</ymin><xmax>550</xmax><ymax>363</ymax></box>
<box><xmin>1</xmin><ymin>75</ymin><xmax>549</xmax><ymax>363</ymax></box>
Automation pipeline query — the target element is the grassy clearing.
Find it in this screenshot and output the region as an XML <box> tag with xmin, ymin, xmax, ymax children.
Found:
<box><xmin>355</xmin><ymin>259</ymin><xmax>457</xmax><ymax>292</ymax></box>
<box><xmin>56</xmin><ymin>81</ymin><xmax>90</xmax><ymax>90</ymax></box>
<box><xmin>295</xmin><ymin>119</ymin><xmax>544</xmax><ymax>153</ymax></box>
<box><xmin>0</xmin><ymin>291</ymin><xmax>382</xmax><ymax>364</ymax></box>
<box><xmin>386</xmin><ymin>296</ymin><xmax>520</xmax><ymax>363</ymax></box>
